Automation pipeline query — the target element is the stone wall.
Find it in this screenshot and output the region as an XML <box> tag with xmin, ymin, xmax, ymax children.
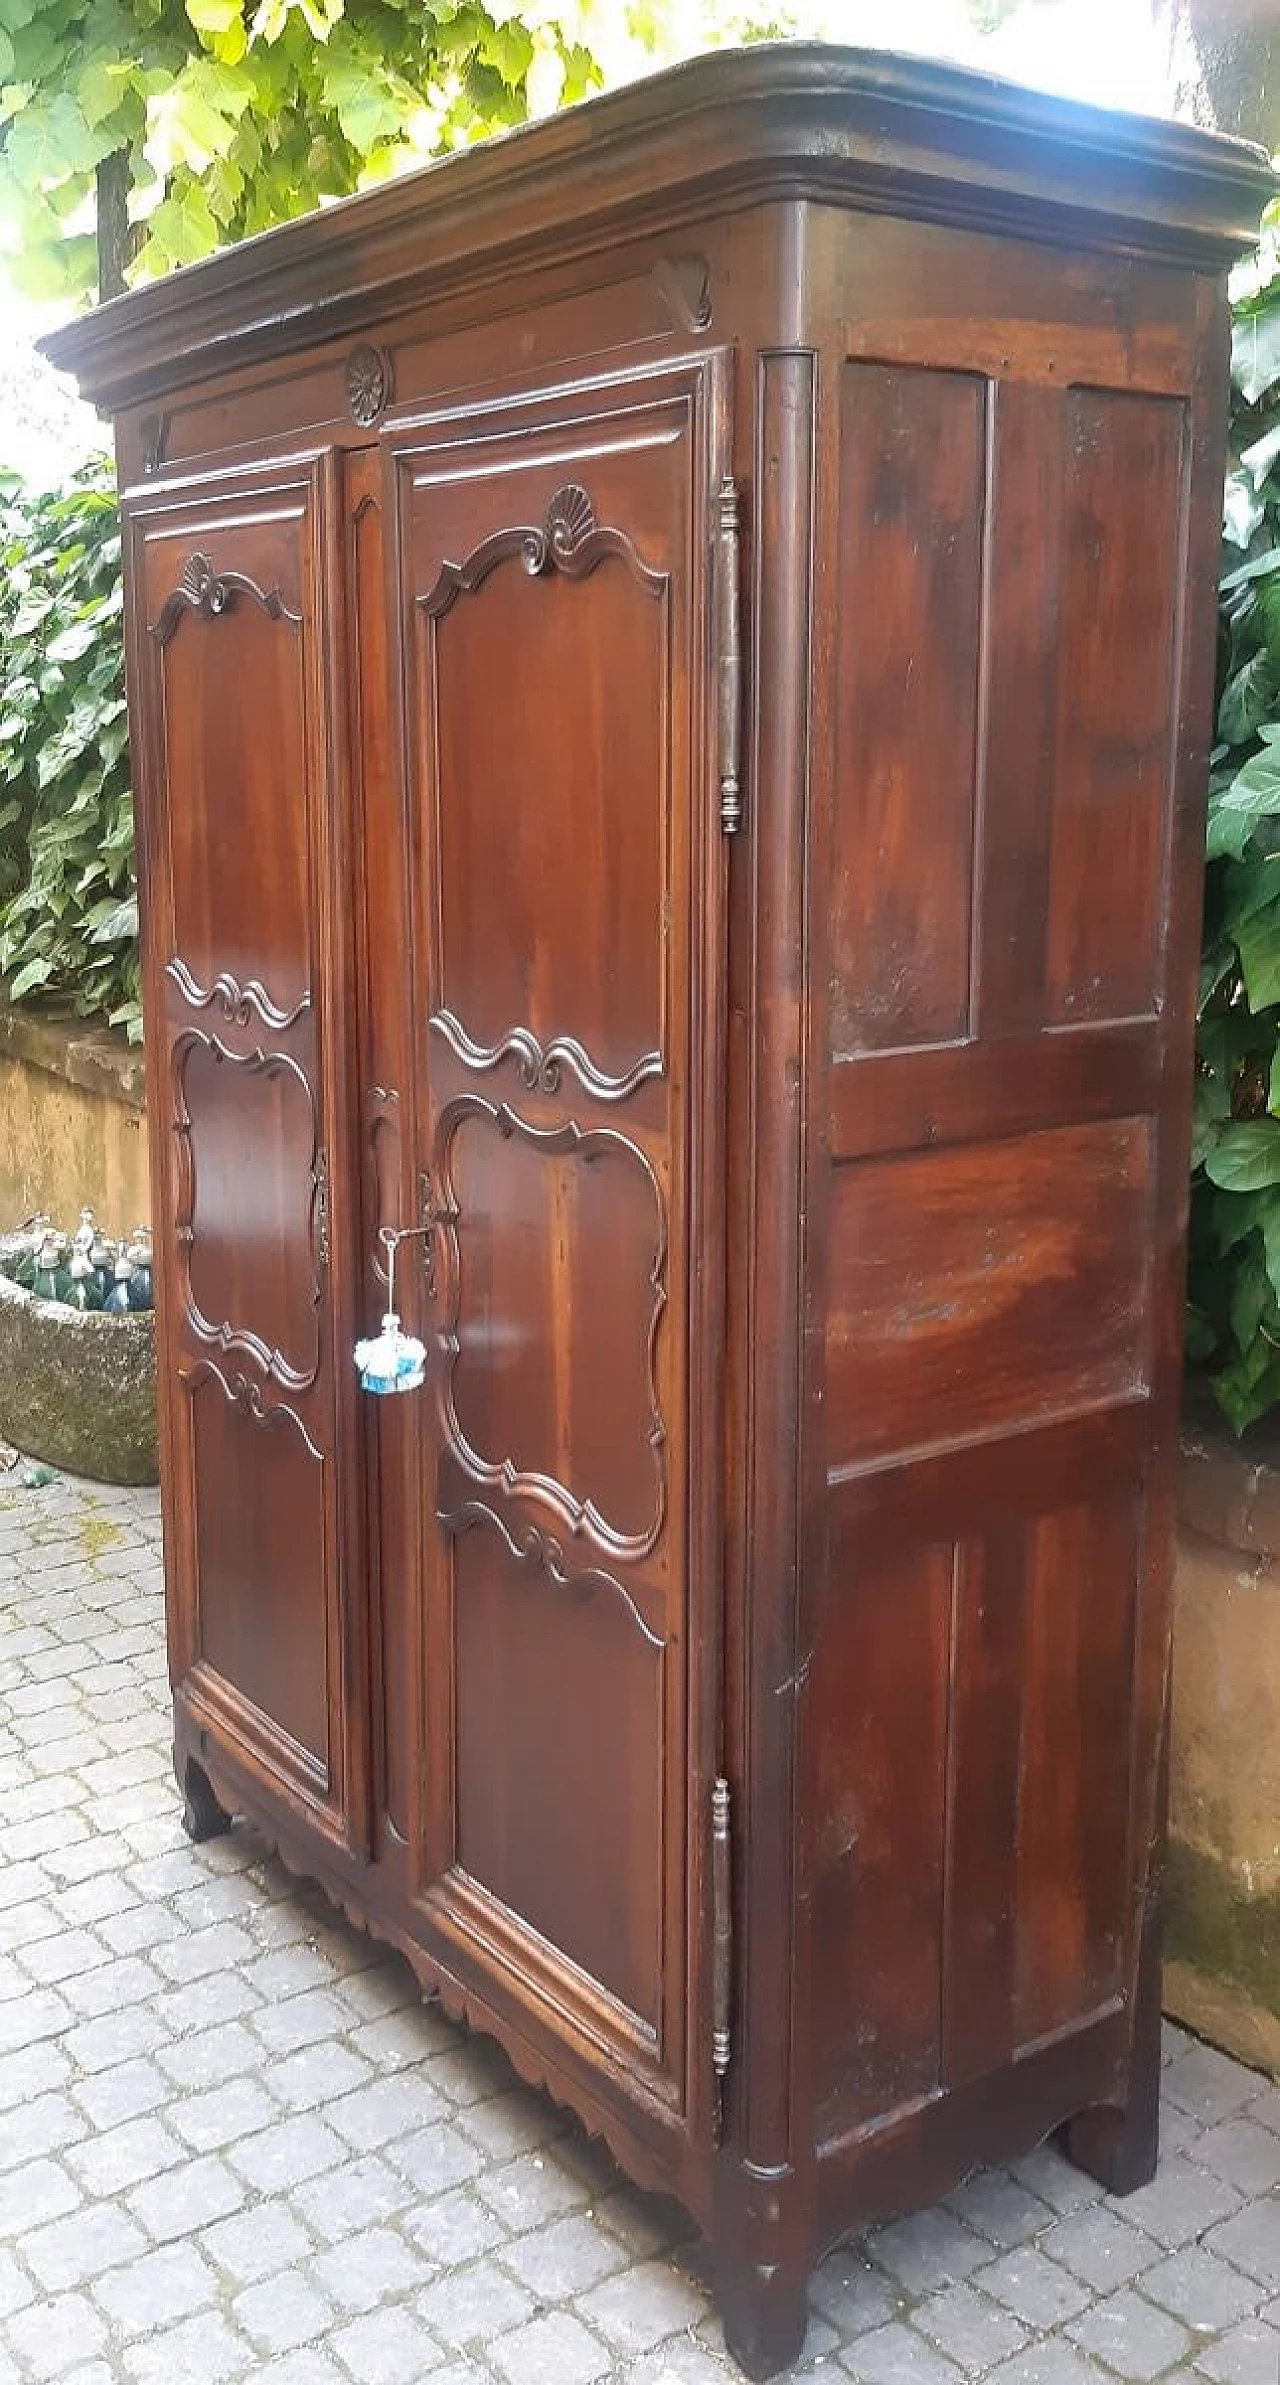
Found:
<box><xmin>0</xmin><ymin>1001</ymin><xmax>148</xmax><ymax>1238</ymax></box>
<box><xmin>1169</xmin><ymin>1408</ymin><xmax>1280</xmax><ymax>2075</ymax></box>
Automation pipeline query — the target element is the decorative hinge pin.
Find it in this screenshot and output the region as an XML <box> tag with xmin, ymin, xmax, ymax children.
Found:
<box><xmin>716</xmin><ymin>477</ymin><xmax>743</xmax><ymax>836</ymax></box>
<box><xmin>712</xmin><ymin>1774</ymin><xmax>732</xmax><ymax>2079</ymax></box>
<box><xmin>314</xmin><ymin>1147</ymin><xmax>330</xmax><ymax>1272</ymax></box>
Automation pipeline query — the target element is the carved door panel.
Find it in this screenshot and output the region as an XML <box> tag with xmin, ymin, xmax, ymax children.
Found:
<box><xmin>125</xmin><ymin>455</ymin><xmax>366</xmax><ymax>1856</ymax></box>
<box><xmin>387</xmin><ymin>356</ymin><xmax>730</xmax><ymax>2157</ymax></box>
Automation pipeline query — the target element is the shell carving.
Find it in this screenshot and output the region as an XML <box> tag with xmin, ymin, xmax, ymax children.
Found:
<box><xmin>522</xmin><ymin>484</ymin><xmax>597</xmax><ymax>576</ymax></box>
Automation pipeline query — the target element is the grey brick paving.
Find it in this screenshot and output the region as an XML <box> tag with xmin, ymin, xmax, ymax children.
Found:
<box><xmin>2</xmin><ymin>1465</ymin><xmax>1279</xmax><ymax>2385</ymax></box>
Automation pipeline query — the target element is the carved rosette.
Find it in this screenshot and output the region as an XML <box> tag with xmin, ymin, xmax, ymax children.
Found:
<box><xmin>346</xmin><ymin>342</ymin><xmax>392</xmax><ymax>427</ymax></box>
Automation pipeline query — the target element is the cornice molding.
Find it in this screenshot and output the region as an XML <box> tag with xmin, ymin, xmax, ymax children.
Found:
<box><xmin>42</xmin><ymin>44</ymin><xmax>1275</xmax><ymax>416</ymax></box>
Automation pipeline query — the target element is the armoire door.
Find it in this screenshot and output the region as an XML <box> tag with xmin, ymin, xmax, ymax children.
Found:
<box><xmin>125</xmin><ymin>452</ymin><xmax>367</xmax><ymax>1856</ymax></box>
<box><xmin>384</xmin><ymin>354</ymin><xmax>730</xmax><ymax>2157</ymax></box>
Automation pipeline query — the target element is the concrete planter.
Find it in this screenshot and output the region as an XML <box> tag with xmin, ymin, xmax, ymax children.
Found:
<box><xmin>0</xmin><ymin>1262</ymin><xmax>158</xmax><ymax>1487</ymax></box>
<box><xmin>0</xmin><ymin>999</ymin><xmax>148</xmax><ymax>1231</ymax></box>
<box><xmin>1170</xmin><ymin>1398</ymin><xmax>1280</xmax><ymax>2076</ymax></box>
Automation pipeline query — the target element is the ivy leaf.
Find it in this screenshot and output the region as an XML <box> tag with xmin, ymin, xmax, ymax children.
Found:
<box><xmin>1219</xmin><ymin>649</ymin><xmax>1280</xmax><ymax>747</ymax></box>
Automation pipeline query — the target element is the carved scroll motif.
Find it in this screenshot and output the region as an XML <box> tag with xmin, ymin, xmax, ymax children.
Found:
<box><xmin>429</xmin><ymin>1010</ymin><xmax>662</xmax><ymax>1105</ymax></box>
<box><xmin>418</xmin><ymin>483</ymin><xmax>667</xmax><ymax>620</ymax></box>
<box><xmin>150</xmin><ymin>553</ymin><xmax>303</xmax><ymax>646</ymax></box>
<box><xmin>182</xmin><ymin>1357</ymin><xmax>323</xmax><ymax>1462</ymax></box>
<box><xmin>438</xmin><ymin>1499</ymin><xmax>667</xmax><ymax>1651</ymax></box>
<box><xmin>429</xmin><ymin>1094</ymin><xmax>668</xmax><ymax>1562</ymax></box>
<box><xmin>167</xmin><ymin>956</ymin><xmax>311</xmax><ymax>1034</ymax></box>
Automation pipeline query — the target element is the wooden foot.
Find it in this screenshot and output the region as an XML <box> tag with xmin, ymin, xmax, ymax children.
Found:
<box><xmin>718</xmin><ymin>2261</ymin><xmax>810</xmax><ymax>2382</ymax></box>
<box><xmin>1064</xmin><ymin>1821</ymin><xmax>1163</xmax><ymax>2195</ymax></box>
<box><xmin>180</xmin><ymin>1754</ymin><xmax>233</xmax><ymax>1844</ymax></box>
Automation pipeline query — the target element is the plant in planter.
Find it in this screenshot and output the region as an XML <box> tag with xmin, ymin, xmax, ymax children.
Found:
<box><xmin>0</xmin><ymin>1209</ymin><xmax>157</xmax><ymax>1486</ymax></box>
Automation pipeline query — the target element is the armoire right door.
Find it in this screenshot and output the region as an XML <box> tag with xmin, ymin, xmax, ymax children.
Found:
<box><xmin>383</xmin><ymin>353</ymin><xmax>730</xmax><ymax>2169</ymax></box>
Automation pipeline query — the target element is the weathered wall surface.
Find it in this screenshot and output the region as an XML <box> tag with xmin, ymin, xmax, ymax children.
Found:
<box><xmin>0</xmin><ymin>1003</ymin><xmax>149</xmax><ymax>1239</ymax></box>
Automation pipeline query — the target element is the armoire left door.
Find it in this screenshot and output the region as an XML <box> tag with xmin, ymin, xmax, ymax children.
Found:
<box><xmin>125</xmin><ymin>451</ymin><xmax>368</xmax><ymax>1858</ymax></box>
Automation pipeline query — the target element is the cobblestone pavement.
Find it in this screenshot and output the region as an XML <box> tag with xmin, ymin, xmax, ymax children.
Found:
<box><xmin>1</xmin><ymin>1465</ymin><xmax>1278</xmax><ymax>2385</ymax></box>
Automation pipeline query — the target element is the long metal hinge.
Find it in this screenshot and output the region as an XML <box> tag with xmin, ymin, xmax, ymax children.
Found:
<box><xmin>711</xmin><ymin>1775</ymin><xmax>733</xmax><ymax>2086</ymax></box>
<box><xmin>715</xmin><ymin>478</ymin><xmax>743</xmax><ymax>836</ymax></box>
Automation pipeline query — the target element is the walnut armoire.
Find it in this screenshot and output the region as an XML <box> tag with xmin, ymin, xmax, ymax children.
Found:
<box><xmin>46</xmin><ymin>49</ymin><xmax>1274</xmax><ymax>2376</ymax></box>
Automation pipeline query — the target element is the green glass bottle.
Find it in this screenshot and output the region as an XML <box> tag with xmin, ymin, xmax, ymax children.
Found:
<box><xmin>104</xmin><ymin>1248</ymin><xmax>135</xmax><ymax>1314</ymax></box>
<box><xmin>88</xmin><ymin>1231</ymin><xmax>116</xmax><ymax>1303</ymax></box>
<box><xmin>32</xmin><ymin>1232</ymin><xmax>71</xmax><ymax>1303</ymax></box>
<box><xmin>12</xmin><ymin>1215</ymin><xmax>50</xmax><ymax>1291</ymax></box>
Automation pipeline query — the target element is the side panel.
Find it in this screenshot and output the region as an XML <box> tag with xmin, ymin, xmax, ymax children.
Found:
<box><xmin>804</xmin><ymin>218</ymin><xmax>1212</xmax><ymax>2188</ymax></box>
<box><xmin>125</xmin><ymin>455</ymin><xmax>365</xmax><ymax>1853</ymax></box>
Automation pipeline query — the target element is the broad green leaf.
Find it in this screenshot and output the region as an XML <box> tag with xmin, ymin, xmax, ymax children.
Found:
<box><xmin>1207</xmin><ymin>744</ymin><xmax>1280</xmax><ymax>860</ymax></box>
<box><xmin>1235</xmin><ymin>901</ymin><xmax>1280</xmax><ymax>1012</ymax></box>
<box><xmin>1219</xmin><ymin>650</ymin><xmax>1280</xmax><ymax>747</ymax></box>
<box><xmin>1205</xmin><ymin>1122</ymin><xmax>1280</xmax><ymax>1192</ymax></box>
<box><xmin>1233</xmin><ymin>297</ymin><xmax>1280</xmax><ymax>405</ymax></box>
<box><xmin>185</xmin><ymin>0</ymin><xmax>243</xmax><ymax>33</ymax></box>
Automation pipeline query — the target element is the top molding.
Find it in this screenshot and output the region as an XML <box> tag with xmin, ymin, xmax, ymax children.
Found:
<box><xmin>43</xmin><ymin>41</ymin><xmax>1277</xmax><ymax>415</ymax></box>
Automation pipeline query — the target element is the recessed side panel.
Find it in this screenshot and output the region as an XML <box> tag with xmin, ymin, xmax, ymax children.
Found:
<box><xmin>825</xmin><ymin>1118</ymin><xmax>1152</xmax><ymax>1469</ymax></box>
<box><xmin>1046</xmin><ymin>392</ymin><xmax>1186</xmax><ymax>1025</ymax></box>
<box><xmin>812</xmin><ymin>1485</ymin><xmax>1142</xmax><ymax>2148</ymax></box>
<box><xmin>830</xmin><ymin>364</ymin><xmax>987</xmax><ymax>1056</ymax></box>
<box><xmin>811</xmin><ymin>1540</ymin><xmax>954</xmax><ymax>2135</ymax></box>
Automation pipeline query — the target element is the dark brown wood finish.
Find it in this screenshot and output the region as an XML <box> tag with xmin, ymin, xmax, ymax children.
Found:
<box><xmin>46</xmin><ymin>48</ymin><xmax>1273</xmax><ymax>2378</ymax></box>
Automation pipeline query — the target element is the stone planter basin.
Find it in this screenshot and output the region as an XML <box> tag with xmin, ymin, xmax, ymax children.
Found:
<box><xmin>0</xmin><ymin>1255</ymin><xmax>158</xmax><ymax>1487</ymax></box>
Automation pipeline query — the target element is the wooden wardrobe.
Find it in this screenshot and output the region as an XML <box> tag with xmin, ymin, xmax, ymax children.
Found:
<box><xmin>47</xmin><ymin>48</ymin><xmax>1273</xmax><ymax>2375</ymax></box>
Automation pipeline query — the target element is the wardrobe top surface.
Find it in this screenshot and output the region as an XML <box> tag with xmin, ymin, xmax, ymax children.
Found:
<box><xmin>45</xmin><ymin>40</ymin><xmax>1275</xmax><ymax>414</ymax></box>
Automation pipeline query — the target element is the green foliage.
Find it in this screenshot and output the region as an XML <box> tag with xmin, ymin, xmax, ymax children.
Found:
<box><xmin>0</xmin><ymin>0</ymin><xmax>628</xmax><ymax>300</ymax></box>
<box><xmin>0</xmin><ymin>458</ymin><xmax>140</xmax><ymax>1040</ymax></box>
<box><xmin>1191</xmin><ymin>197</ymin><xmax>1280</xmax><ymax>1432</ymax></box>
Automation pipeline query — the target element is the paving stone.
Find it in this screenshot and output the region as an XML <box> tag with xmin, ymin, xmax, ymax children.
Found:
<box><xmin>1163</xmin><ymin>2048</ymin><xmax>1261</xmax><ymax>2129</ymax></box>
<box><xmin>226</xmin><ymin>2110</ymin><xmax>347</xmax><ymax>2194</ymax></box>
<box><xmin>203</xmin><ymin>2197</ymin><xmax>317</xmax><ymax>2286</ymax></box>
<box><xmin>577</xmin><ymin>2255</ymin><xmax>710</xmax><ymax>2353</ymax></box>
<box><xmin>266</xmin><ymin>2040</ymin><xmax>374</xmax><ymax>2112</ymax></box>
<box><xmin>1195</xmin><ymin>2123</ymin><xmax>1280</xmax><ymax>2200</ymax></box>
<box><xmin>1040</xmin><ymin>2207</ymin><xmax>1163</xmax><ymax>2292</ymax></box>
<box><xmin>293</xmin><ymin>2152</ymin><xmax>413</xmax><ymax>2244</ymax></box>
<box><xmin>976</xmin><ymin>2247</ymin><xmax>1095</xmax><ymax>2328</ymax></box>
<box><xmin>325</xmin><ymin>2068</ymin><xmax>449</xmax><ymax>2151</ymax></box>
<box><xmin>0</xmin><ymin>2088</ymin><xmax>85</xmax><ymax>2168</ymax></box>
<box><xmin>1068</xmin><ymin>2287</ymin><xmax>1193</xmax><ymax>2378</ymax></box>
<box><xmin>1195</xmin><ymin>2316</ymin><xmax>1280</xmax><ymax>2385</ymax></box>
<box><xmin>946</xmin><ymin>2170</ymin><xmax>1057</xmax><ymax>2250</ymax></box>
<box><xmin>911</xmin><ymin>2279</ymin><xmax>1031</xmax><ymax>2373</ymax></box>
<box><xmin>65</xmin><ymin>2111</ymin><xmax>184</xmax><ymax>2195</ymax></box>
<box><xmin>311</xmin><ymin>2222</ymin><xmax>434</xmax><ymax>2312</ymax></box>
<box><xmin>868</xmin><ymin>2208</ymin><xmax>991</xmax><ymax>2297</ymax></box>
<box><xmin>475</xmin><ymin>2150</ymin><xmax>589</xmax><ymax>2233</ymax></box>
<box><xmin>127</xmin><ymin>2151</ymin><xmax>247</xmax><ymax>2242</ymax></box>
<box><xmin>389</xmin><ymin>2116</ymin><xmax>488</xmax><ymax>2196</ymax></box>
<box><xmin>234</xmin><ymin>2269</ymin><xmax>336</xmax><ymax>2354</ymax></box>
<box><xmin>985</xmin><ymin>2346</ymin><xmax>1111</xmax><ymax>2385</ymax></box>
<box><xmin>0</xmin><ymin>2245</ymin><xmax>36</xmax><ymax>2318</ymax></box>
<box><xmin>401</xmin><ymin>2187</ymin><xmax>511</xmax><ymax>2269</ymax></box>
<box><xmin>1143</xmin><ymin>2247</ymin><xmax>1264</xmax><ymax>2333</ymax></box>
<box><xmin>0</xmin><ymin>2154</ymin><xmax>81</xmax><ymax>2239</ymax></box>
<box><xmin>156</xmin><ymin>2020</ymin><xmax>263</xmax><ymax>2091</ymax></box>
<box><xmin>4</xmin><ymin>2289</ymin><xmax>108</xmax><ymax>2381</ymax></box>
<box><xmin>1203</xmin><ymin>2201</ymin><xmax>1280</xmax><ymax>2292</ymax></box>
<box><xmin>72</xmin><ymin>2055</ymin><xmax>171</xmax><ymax>2130</ymax></box>
<box><xmin>122</xmin><ymin>2309</ymin><xmax>253</xmax><ymax>2385</ymax></box>
<box><xmin>331</xmin><ymin>2302</ymin><xmax>447</xmax><ymax>2382</ymax></box>
<box><xmin>19</xmin><ymin>2196</ymin><xmax>148</xmax><ymax>2290</ymax></box>
<box><xmin>170</xmin><ymin>2073</ymin><xmax>279</xmax><ymax>2152</ymax></box>
<box><xmin>490</xmin><ymin>2307</ymin><xmax>612</xmax><ymax>2385</ymax></box>
<box><xmin>417</xmin><ymin>2259</ymin><xmax>537</xmax><ymax>2348</ymax></box>
<box><xmin>1116</xmin><ymin>2160</ymin><xmax>1245</xmax><ymax>2252</ymax></box>
<box><xmin>92</xmin><ymin>2240</ymin><xmax>219</xmax><ymax>2335</ymax></box>
<box><xmin>841</xmin><ymin>2319</ymin><xmax>967</xmax><ymax>2385</ymax></box>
